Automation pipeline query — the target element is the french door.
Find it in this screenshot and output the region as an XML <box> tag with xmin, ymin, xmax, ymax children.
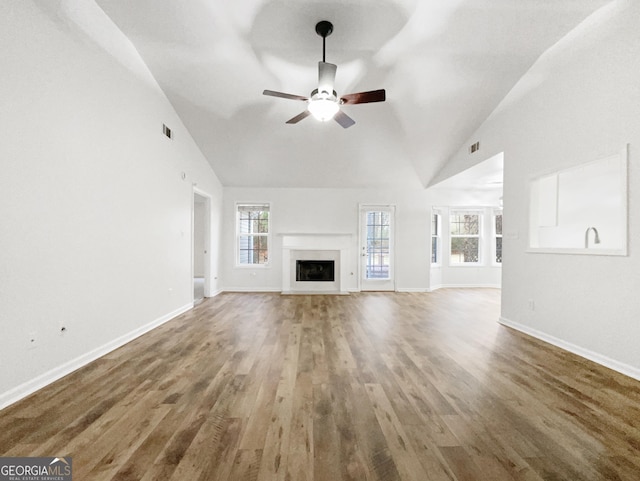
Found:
<box><xmin>359</xmin><ymin>205</ymin><xmax>395</xmax><ymax>291</ymax></box>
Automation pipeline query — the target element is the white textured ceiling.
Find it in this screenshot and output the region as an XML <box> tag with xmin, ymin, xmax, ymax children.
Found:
<box><xmin>92</xmin><ymin>0</ymin><xmax>610</xmax><ymax>188</ymax></box>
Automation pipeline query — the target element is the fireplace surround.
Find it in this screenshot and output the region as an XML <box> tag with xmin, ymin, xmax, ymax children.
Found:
<box><xmin>281</xmin><ymin>234</ymin><xmax>351</xmax><ymax>294</ymax></box>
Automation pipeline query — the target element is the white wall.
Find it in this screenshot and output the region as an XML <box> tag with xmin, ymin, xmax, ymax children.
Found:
<box><xmin>0</xmin><ymin>0</ymin><xmax>223</xmax><ymax>407</ymax></box>
<box><xmin>222</xmin><ymin>188</ymin><xmax>433</xmax><ymax>293</ymax></box>
<box><xmin>222</xmin><ymin>186</ymin><xmax>502</xmax><ymax>293</ymax></box>
<box><xmin>436</xmin><ymin>0</ymin><xmax>640</xmax><ymax>378</ymax></box>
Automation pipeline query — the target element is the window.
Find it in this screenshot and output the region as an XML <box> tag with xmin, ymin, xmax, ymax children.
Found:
<box><xmin>236</xmin><ymin>203</ymin><xmax>269</xmax><ymax>265</ymax></box>
<box><xmin>365</xmin><ymin>210</ymin><xmax>391</xmax><ymax>279</ymax></box>
<box><xmin>431</xmin><ymin>211</ymin><xmax>441</xmax><ymax>264</ymax></box>
<box><xmin>450</xmin><ymin>211</ymin><xmax>481</xmax><ymax>264</ymax></box>
<box><xmin>494</xmin><ymin>211</ymin><xmax>503</xmax><ymax>263</ymax></box>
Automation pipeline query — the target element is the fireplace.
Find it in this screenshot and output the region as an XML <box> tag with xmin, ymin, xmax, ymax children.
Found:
<box><xmin>281</xmin><ymin>234</ymin><xmax>351</xmax><ymax>294</ymax></box>
<box><xmin>296</xmin><ymin>260</ymin><xmax>335</xmax><ymax>282</ymax></box>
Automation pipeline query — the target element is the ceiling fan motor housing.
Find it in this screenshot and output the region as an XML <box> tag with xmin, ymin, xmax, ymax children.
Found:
<box><xmin>310</xmin><ymin>88</ymin><xmax>337</xmax><ymax>100</ymax></box>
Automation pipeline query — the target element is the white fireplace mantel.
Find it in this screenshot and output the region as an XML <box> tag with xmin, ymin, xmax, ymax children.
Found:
<box><xmin>281</xmin><ymin>234</ymin><xmax>352</xmax><ymax>294</ymax></box>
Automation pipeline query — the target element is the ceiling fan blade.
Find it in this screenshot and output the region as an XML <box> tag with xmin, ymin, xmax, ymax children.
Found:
<box><xmin>333</xmin><ymin>110</ymin><xmax>355</xmax><ymax>129</ymax></box>
<box><xmin>340</xmin><ymin>89</ymin><xmax>386</xmax><ymax>105</ymax></box>
<box><xmin>318</xmin><ymin>62</ymin><xmax>337</xmax><ymax>95</ymax></box>
<box><xmin>286</xmin><ymin>110</ymin><xmax>312</xmax><ymax>124</ymax></box>
<box><xmin>263</xmin><ymin>90</ymin><xmax>308</xmax><ymax>101</ymax></box>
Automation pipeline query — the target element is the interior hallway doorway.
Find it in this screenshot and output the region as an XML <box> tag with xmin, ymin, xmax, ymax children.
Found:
<box><xmin>193</xmin><ymin>191</ymin><xmax>210</xmax><ymax>305</ymax></box>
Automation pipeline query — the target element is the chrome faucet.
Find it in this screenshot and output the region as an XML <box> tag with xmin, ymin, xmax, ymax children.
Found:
<box><xmin>585</xmin><ymin>227</ymin><xmax>601</xmax><ymax>248</ymax></box>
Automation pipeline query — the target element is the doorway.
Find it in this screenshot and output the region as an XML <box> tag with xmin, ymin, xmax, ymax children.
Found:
<box><xmin>193</xmin><ymin>191</ymin><xmax>210</xmax><ymax>305</ymax></box>
<box><xmin>359</xmin><ymin>205</ymin><xmax>395</xmax><ymax>291</ymax></box>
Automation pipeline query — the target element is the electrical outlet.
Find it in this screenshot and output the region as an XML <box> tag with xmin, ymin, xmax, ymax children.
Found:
<box><xmin>528</xmin><ymin>299</ymin><xmax>535</xmax><ymax>311</ymax></box>
<box><xmin>28</xmin><ymin>331</ymin><xmax>38</xmax><ymax>350</ymax></box>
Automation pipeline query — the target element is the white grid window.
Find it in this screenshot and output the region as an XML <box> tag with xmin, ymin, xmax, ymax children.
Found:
<box><xmin>494</xmin><ymin>210</ymin><xmax>503</xmax><ymax>264</ymax></box>
<box><xmin>450</xmin><ymin>211</ymin><xmax>481</xmax><ymax>264</ymax></box>
<box><xmin>237</xmin><ymin>204</ymin><xmax>270</xmax><ymax>265</ymax></box>
<box><xmin>431</xmin><ymin>211</ymin><xmax>441</xmax><ymax>265</ymax></box>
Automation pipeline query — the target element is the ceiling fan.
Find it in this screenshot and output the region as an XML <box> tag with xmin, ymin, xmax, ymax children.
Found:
<box><xmin>263</xmin><ymin>20</ymin><xmax>386</xmax><ymax>128</ymax></box>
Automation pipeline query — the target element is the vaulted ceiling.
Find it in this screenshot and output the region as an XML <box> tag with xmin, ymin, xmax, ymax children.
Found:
<box><xmin>93</xmin><ymin>0</ymin><xmax>610</xmax><ymax>189</ymax></box>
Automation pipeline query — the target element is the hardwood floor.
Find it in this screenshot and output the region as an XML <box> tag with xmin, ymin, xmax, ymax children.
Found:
<box><xmin>1</xmin><ymin>289</ymin><xmax>639</xmax><ymax>480</ymax></box>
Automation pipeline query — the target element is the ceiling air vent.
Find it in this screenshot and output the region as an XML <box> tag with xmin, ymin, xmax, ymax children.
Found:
<box><xmin>469</xmin><ymin>141</ymin><xmax>480</xmax><ymax>154</ymax></box>
<box><xmin>163</xmin><ymin>124</ymin><xmax>172</xmax><ymax>139</ymax></box>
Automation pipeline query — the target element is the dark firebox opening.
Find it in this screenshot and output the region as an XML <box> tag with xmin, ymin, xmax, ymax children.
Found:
<box><xmin>296</xmin><ymin>260</ymin><xmax>335</xmax><ymax>282</ymax></box>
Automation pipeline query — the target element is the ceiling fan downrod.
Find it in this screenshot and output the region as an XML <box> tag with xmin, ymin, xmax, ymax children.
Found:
<box><xmin>315</xmin><ymin>20</ymin><xmax>333</xmax><ymax>63</ymax></box>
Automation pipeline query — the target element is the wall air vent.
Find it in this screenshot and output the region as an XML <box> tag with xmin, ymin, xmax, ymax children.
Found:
<box><xmin>469</xmin><ymin>141</ymin><xmax>480</xmax><ymax>154</ymax></box>
<box><xmin>163</xmin><ymin>124</ymin><xmax>172</xmax><ymax>139</ymax></box>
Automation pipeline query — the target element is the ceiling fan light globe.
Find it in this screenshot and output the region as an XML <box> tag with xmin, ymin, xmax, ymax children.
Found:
<box><xmin>308</xmin><ymin>99</ymin><xmax>339</xmax><ymax>121</ymax></box>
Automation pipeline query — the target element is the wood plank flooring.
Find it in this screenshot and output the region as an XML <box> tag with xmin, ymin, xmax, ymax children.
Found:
<box><xmin>1</xmin><ymin>289</ymin><xmax>639</xmax><ymax>480</ymax></box>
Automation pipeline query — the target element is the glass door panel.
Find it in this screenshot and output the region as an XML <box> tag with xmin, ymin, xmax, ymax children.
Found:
<box><xmin>360</xmin><ymin>206</ymin><xmax>395</xmax><ymax>291</ymax></box>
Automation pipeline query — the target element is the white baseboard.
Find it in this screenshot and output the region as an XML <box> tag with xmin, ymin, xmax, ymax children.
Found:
<box><xmin>222</xmin><ymin>287</ymin><xmax>282</xmax><ymax>293</ymax></box>
<box><xmin>499</xmin><ymin>316</ymin><xmax>640</xmax><ymax>381</ymax></box>
<box><xmin>222</xmin><ymin>286</ymin><xmax>499</xmax><ymax>294</ymax></box>
<box><xmin>0</xmin><ymin>302</ymin><xmax>193</xmax><ymax>411</ymax></box>
<box><xmin>429</xmin><ymin>283</ymin><xmax>501</xmax><ymax>291</ymax></box>
<box><xmin>206</xmin><ymin>289</ymin><xmax>223</xmax><ymax>298</ymax></box>
<box><xmin>281</xmin><ymin>290</ymin><xmax>350</xmax><ymax>296</ymax></box>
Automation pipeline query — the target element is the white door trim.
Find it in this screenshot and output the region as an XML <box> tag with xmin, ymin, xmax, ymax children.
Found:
<box><xmin>358</xmin><ymin>204</ymin><xmax>396</xmax><ymax>291</ymax></box>
<box><xmin>192</xmin><ymin>187</ymin><xmax>212</xmax><ymax>302</ymax></box>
